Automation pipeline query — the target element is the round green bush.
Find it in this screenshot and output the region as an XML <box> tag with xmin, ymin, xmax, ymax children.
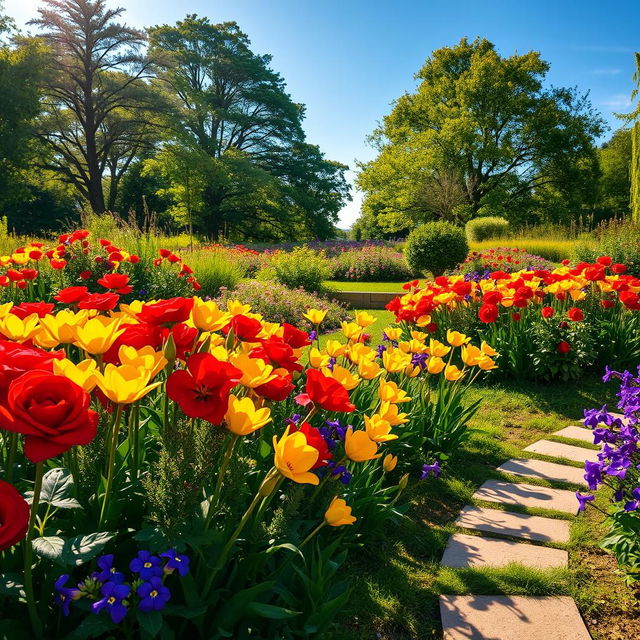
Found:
<box><xmin>405</xmin><ymin>222</ymin><xmax>468</xmax><ymax>276</ymax></box>
<box><xmin>465</xmin><ymin>216</ymin><xmax>509</xmax><ymax>242</ymax></box>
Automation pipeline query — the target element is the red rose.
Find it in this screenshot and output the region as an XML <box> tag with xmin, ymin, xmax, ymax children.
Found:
<box><xmin>78</xmin><ymin>292</ymin><xmax>120</xmax><ymax>311</ymax></box>
<box><xmin>305</xmin><ymin>369</ymin><xmax>355</xmax><ymax>413</ymax></box>
<box><xmin>254</xmin><ymin>368</ymin><xmax>294</xmax><ymax>401</ymax></box>
<box><xmin>55</xmin><ymin>286</ymin><xmax>89</xmax><ymax>305</ymax></box>
<box><xmin>10</xmin><ymin>301</ymin><xmax>55</xmax><ymax>319</ymax></box>
<box><xmin>541</xmin><ymin>306</ymin><xmax>554</xmax><ymax>319</ymax></box>
<box><xmin>478</xmin><ymin>303</ymin><xmax>499</xmax><ymax>324</ymax></box>
<box><xmin>567</xmin><ymin>307</ymin><xmax>584</xmax><ymax>322</ymax></box>
<box><xmin>0</xmin><ymin>480</ymin><xmax>30</xmax><ymax>551</ymax></box>
<box><xmin>166</xmin><ymin>353</ymin><xmax>242</xmax><ymax>425</ymax></box>
<box><xmin>138</xmin><ymin>297</ymin><xmax>194</xmax><ymax>326</ymax></box>
<box><xmin>0</xmin><ymin>371</ymin><xmax>98</xmax><ymax>462</ymax></box>
<box><xmin>611</xmin><ymin>263</ymin><xmax>627</xmax><ymax>275</ymax></box>
<box><xmin>557</xmin><ymin>340</ymin><xmax>571</xmax><ymax>354</ymax></box>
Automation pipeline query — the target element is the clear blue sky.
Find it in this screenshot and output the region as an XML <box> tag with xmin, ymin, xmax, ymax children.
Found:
<box><xmin>5</xmin><ymin>0</ymin><xmax>640</xmax><ymax>226</ymax></box>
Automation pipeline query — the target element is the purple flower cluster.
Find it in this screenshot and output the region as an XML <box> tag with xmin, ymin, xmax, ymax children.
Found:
<box><xmin>53</xmin><ymin>549</ymin><xmax>190</xmax><ymax>624</ymax></box>
<box><xmin>421</xmin><ymin>461</ymin><xmax>441</xmax><ymax>479</ymax></box>
<box><xmin>329</xmin><ymin>246</ymin><xmax>416</xmax><ymax>281</ymax></box>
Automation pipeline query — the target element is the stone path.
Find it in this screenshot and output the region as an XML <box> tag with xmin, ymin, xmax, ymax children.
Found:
<box><xmin>439</xmin><ymin>421</ymin><xmax>598</xmax><ymax>639</ymax></box>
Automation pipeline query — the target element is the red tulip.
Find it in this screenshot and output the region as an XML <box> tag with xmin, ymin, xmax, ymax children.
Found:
<box><xmin>305</xmin><ymin>369</ymin><xmax>355</xmax><ymax>413</ymax></box>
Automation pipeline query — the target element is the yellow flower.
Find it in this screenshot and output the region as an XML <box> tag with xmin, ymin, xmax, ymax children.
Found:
<box><xmin>383</xmin><ymin>453</ymin><xmax>398</xmax><ymax>472</ymax></box>
<box><xmin>355</xmin><ymin>311</ymin><xmax>376</xmax><ymax>328</ymax></box>
<box><xmin>358</xmin><ymin>357</ymin><xmax>382</xmax><ymax>380</ymax></box>
<box><xmin>340</xmin><ymin>321</ymin><xmax>363</xmax><ymax>341</ymax></box>
<box><xmin>404</xmin><ymin>364</ymin><xmax>421</xmax><ymax>378</ymax></box>
<box><xmin>73</xmin><ymin>316</ymin><xmax>124</xmax><ymax>355</ymax></box>
<box><xmin>0</xmin><ymin>303</ymin><xmax>13</xmax><ymax>318</ymax></box>
<box><xmin>40</xmin><ymin>309</ymin><xmax>90</xmax><ymax>345</ymax></box>
<box><xmin>309</xmin><ymin>347</ymin><xmax>331</xmax><ymax>368</ymax></box>
<box><xmin>477</xmin><ymin>355</ymin><xmax>498</xmax><ymax>371</ymax></box>
<box><xmin>325</xmin><ymin>339</ymin><xmax>347</xmax><ymax>358</ymax></box>
<box><xmin>225</xmin><ymin>394</ymin><xmax>271</xmax><ymax>436</ymax></box>
<box><xmin>324</xmin><ymin>365</ymin><xmax>360</xmax><ymax>390</ymax></box>
<box><xmin>364</xmin><ymin>414</ymin><xmax>397</xmax><ymax>442</ymax></box>
<box><xmin>33</xmin><ymin>327</ymin><xmax>61</xmax><ymax>349</ymax></box>
<box><xmin>415</xmin><ymin>314</ymin><xmax>432</xmax><ymax>327</ymax></box>
<box><xmin>428</xmin><ymin>339</ymin><xmax>450</xmax><ymax>358</ymax></box>
<box><xmin>347</xmin><ymin>342</ymin><xmax>373</xmax><ymax>364</ymax></box>
<box><xmin>227</xmin><ymin>299</ymin><xmax>252</xmax><ymax>315</ymax></box>
<box><xmin>231</xmin><ymin>353</ymin><xmax>277</xmax><ymax>388</ymax></box>
<box><xmin>0</xmin><ymin>313</ymin><xmax>40</xmax><ymax>343</ymax></box>
<box><xmin>94</xmin><ymin>364</ymin><xmax>161</xmax><ymax>404</ymax></box>
<box><xmin>410</xmin><ymin>330</ymin><xmax>428</xmax><ymax>341</ymax></box>
<box><xmin>461</xmin><ymin>345</ymin><xmax>483</xmax><ymax>367</ymax></box>
<box><xmin>447</xmin><ymin>330</ymin><xmax>470</xmax><ymax>347</ymax></box>
<box><xmin>273</xmin><ymin>426</ymin><xmax>320</xmax><ymax>485</ymax></box>
<box><xmin>378</xmin><ymin>380</ymin><xmax>411</xmax><ymax>404</ymax></box>
<box><xmin>382</xmin><ymin>349</ymin><xmax>411</xmax><ymax>373</ymax></box>
<box><xmin>324</xmin><ymin>497</ymin><xmax>356</xmax><ymax>526</ymax></box>
<box><xmin>114</xmin><ymin>300</ymin><xmax>145</xmax><ymax>321</ymax></box>
<box><xmin>53</xmin><ymin>358</ymin><xmax>98</xmax><ymax>392</ymax></box>
<box><xmin>303</xmin><ymin>308</ymin><xmax>327</xmax><ymax>325</ymax></box>
<box><xmin>445</xmin><ymin>364</ymin><xmax>465</xmax><ymax>382</ymax></box>
<box><xmin>378</xmin><ymin>402</ymin><xmax>409</xmax><ymax>426</ymax></box>
<box><xmin>345</xmin><ymin>427</ymin><xmax>381</xmax><ymax>461</ymax></box>
<box><xmin>191</xmin><ymin>297</ymin><xmax>232</xmax><ymax>332</ymax></box>
<box><xmin>383</xmin><ymin>326</ymin><xmax>403</xmax><ymax>342</ymax></box>
<box><xmin>118</xmin><ymin>345</ymin><xmax>167</xmax><ymax>379</ymax></box>
<box><xmin>427</xmin><ymin>356</ymin><xmax>446</xmax><ymax>374</ymax></box>
<box><xmin>569</xmin><ymin>289</ymin><xmax>587</xmax><ymax>301</ymax></box>
<box><xmin>480</xmin><ymin>341</ymin><xmax>498</xmax><ymax>357</ymax></box>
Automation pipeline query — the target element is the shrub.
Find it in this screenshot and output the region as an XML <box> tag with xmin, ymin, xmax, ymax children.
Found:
<box><xmin>405</xmin><ymin>222</ymin><xmax>468</xmax><ymax>276</ymax></box>
<box><xmin>465</xmin><ymin>216</ymin><xmax>509</xmax><ymax>242</ymax></box>
<box><xmin>573</xmin><ymin>220</ymin><xmax>640</xmax><ymax>275</ymax></box>
<box><xmin>265</xmin><ymin>246</ymin><xmax>331</xmax><ymax>292</ymax></box>
<box><xmin>454</xmin><ymin>247</ymin><xmax>556</xmax><ymax>275</ymax></box>
<box><xmin>216</xmin><ymin>279</ymin><xmax>350</xmax><ymax>330</ymax></box>
<box><xmin>329</xmin><ymin>245</ymin><xmax>417</xmax><ymax>281</ymax></box>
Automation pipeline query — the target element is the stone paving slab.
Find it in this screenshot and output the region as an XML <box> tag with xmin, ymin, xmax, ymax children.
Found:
<box><xmin>441</xmin><ymin>533</ymin><xmax>568</xmax><ymax>569</ymax></box>
<box><xmin>497</xmin><ymin>458</ymin><xmax>587</xmax><ymax>486</ymax></box>
<box><xmin>455</xmin><ymin>506</ymin><xmax>571</xmax><ymax>542</ymax></box>
<box><xmin>440</xmin><ymin>595</ymin><xmax>591</xmax><ymax>640</ymax></box>
<box><xmin>523</xmin><ymin>439</ymin><xmax>600</xmax><ymax>463</ymax></box>
<box><xmin>553</xmin><ymin>426</ymin><xmax>598</xmax><ymax>445</ymax></box>
<box><xmin>472</xmin><ymin>480</ymin><xmax>578</xmax><ymax>514</ymax></box>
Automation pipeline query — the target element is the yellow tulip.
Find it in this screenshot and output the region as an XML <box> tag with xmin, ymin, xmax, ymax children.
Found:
<box><xmin>191</xmin><ymin>297</ymin><xmax>232</xmax><ymax>332</ymax></box>
<box><xmin>94</xmin><ymin>364</ymin><xmax>161</xmax><ymax>404</ymax></box>
<box><xmin>347</xmin><ymin>342</ymin><xmax>373</xmax><ymax>365</ymax></box>
<box><xmin>382</xmin><ymin>349</ymin><xmax>411</xmax><ymax>373</ymax></box>
<box><xmin>428</xmin><ymin>339</ymin><xmax>450</xmax><ymax>358</ymax></box>
<box><xmin>378</xmin><ymin>402</ymin><xmax>409</xmax><ymax>426</ymax></box>
<box><xmin>225</xmin><ymin>394</ymin><xmax>271</xmax><ymax>436</ymax></box>
<box><xmin>340</xmin><ymin>321</ymin><xmax>363</xmax><ymax>341</ymax></box>
<box><xmin>73</xmin><ymin>316</ymin><xmax>124</xmax><ymax>355</ymax></box>
<box><xmin>0</xmin><ymin>303</ymin><xmax>13</xmax><ymax>318</ymax></box>
<box><xmin>324</xmin><ymin>365</ymin><xmax>360</xmax><ymax>390</ymax></box>
<box><xmin>355</xmin><ymin>311</ymin><xmax>376</xmax><ymax>328</ymax></box>
<box><xmin>53</xmin><ymin>358</ymin><xmax>98</xmax><ymax>392</ymax></box>
<box><xmin>447</xmin><ymin>330</ymin><xmax>470</xmax><ymax>347</ymax></box>
<box><xmin>309</xmin><ymin>347</ymin><xmax>331</xmax><ymax>369</ymax></box>
<box><xmin>477</xmin><ymin>355</ymin><xmax>498</xmax><ymax>371</ymax></box>
<box><xmin>231</xmin><ymin>353</ymin><xmax>277</xmax><ymax>388</ymax></box>
<box><xmin>325</xmin><ymin>339</ymin><xmax>347</xmax><ymax>358</ymax></box>
<box><xmin>480</xmin><ymin>341</ymin><xmax>498</xmax><ymax>357</ymax></box>
<box><xmin>273</xmin><ymin>426</ymin><xmax>319</xmax><ymax>485</ymax></box>
<box><xmin>345</xmin><ymin>427</ymin><xmax>380</xmax><ymax>461</ymax></box>
<box><xmin>427</xmin><ymin>356</ymin><xmax>446</xmax><ymax>374</ymax></box>
<box><xmin>569</xmin><ymin>289</ymin><xmax>587</xmax><ymax>302</ymax></box>
<box><xmin>227</xmin><ymin>299</ymin><xmax>252</xmax><ymax>315</ymax></box>
<box><xmin>118</xmin><ymin>345</ymin><xmax>167</xmax><ymax>379</ymax></box>
<box><xmin>410</xmin><ymin>330</ymin><xmax>428</xmax><ymax>341</ymax></box>
<box><xmin>404</xmin><ymin>364</ymin><xmax>421</xmax><ymax>378</ymax></box>
<box><xmin>324</xmin><ymin>497</ymin><xmax>356</xmax><ymax>526</ymax></box>
<box><xmin>364</xmin><ymin>414</ymin><xmax>397</xmax><ymax>442</ymax></box>
<box><xmin>0</xmin><ymin>313</ymin><xmax>40</xmax><ymax>343</ymax></box>
<box><xmin>461</xmin><ymin>345</ymin><xmax>483</xmax><ymax>367</ymax></box>
<box><xmin>378</xmin><ymin>380</ymin><xmax>411</xmax><ymax>404</ymax></box>
<box><xmin>303</xmin><ymin>308</ymin><xmax>327</xmax><ymax>325</ymax></box>
<box><xmin>383</xmin><ymin>453</ymin><xmax>398</xmax><ymax>472</ymax></box>
<box><xmin>415</xmin><ymin>314</ymin><xmax>432</xmax><ymax>327</ymax></box>
<box><xmin>40</xmin><ymin>309</ymin><xmax>90</xmax><ymax>345</ymax></box>
<box><xmin>358</xmin><ymin>357</ymin><xmax>382</xmax><ymax>380</ymax></box>
<box><xmin>383</xmin><ymin>326</ymin><xmax>403</xmax><ymax>342</ymax></box>
<box><xmin>445</xmin><ymin>364</ymin><xmax>465</xmax><ymax>382</ymax></box>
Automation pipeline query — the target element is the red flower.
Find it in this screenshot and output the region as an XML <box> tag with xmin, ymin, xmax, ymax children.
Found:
<box><xmin>541</xmin><ymin>306</ymin><xmax>554</xmax><ymax>319</ymax></box>
<box><xmin>596</xmin><ymin>256</ymin><xmax>612</xmax><ymax>267</ymax></box>
<box><xmin>10</xmin><ymin>302</ymin><xmax>55</xmax><ymax>319</ymax></box>
<box><xmin>0</xmin><ymin>480</ymin><xmax>30</xmax><ymax>551</ymax></box>
<box><xmin>483</xmin><ymin>291</ymin><xmax>503</xmax><ymax>305</ymax></box>
<box><xmin>478</xmin><ymin>303</ymin><xmax>499</xmax><ymax>324</ymax></box>
<box><xmin>20</xmin><ymin>269</ymin><xmax>38</xmax><ymax>281</ymax></box>
<box><xmin>50</xmin><ymin>259</ymin><xmax>67</xmax><ymax>270</ymax></box>
<box><xmin>128</xmin><ymin>254</ymin><xmax>140</xmax><ymax>264</ymax></box>
<box><xmin>561</xmin><ymin>259</ymin><xmax>570</xmax><ymax>266</ymax></box>
<box><xmin>97</xmin><ymin>273</ymin><xmax>132</xmax><ymax>294</ymax></box>
<box><xmin>79</xmin><ymin>270</ymin><xmax>93</xmax><ymax>280</ymax></box>
<box><xmin>6</xmin><ymin>269</ymin><xmax>23</xmax><ymax>282</ymax></box>
<box><xmin>0</xmin><ymin>371</ymin><xmax>97</xmax><ymax>462</ymax></box>
<box><xmin>601</xmin><ymin>299</ymin><xmax>615</xmax><ymax>309</ymax></box>
<box><xmin>251</xmin><ymin>337</ymin><xmax>302</xmax><ymax>373</ymax></box>
<box><xmin>78</xmin><ymin>292</ymin><xmax>120</xmax><ymax>311</ymax></box>
<box><xmin>426</xmin><ymin>322</ymin><xmax>438</xmax><ymax>333</ymax></box>
<box><xmin>170</xmin><ymin>323</ymin><xmax>199</xmax><ymax>360</ymax></box>
<box><xmin>159</xmin><ymin>249</ymin><xmax>172</xmax><ymax>258</ymax></box>
<box><xmin>254</xmin><ymin>368</ymin><xmax>294</xmax><ymax>401</ymax></box>
<box><xmin>55</xmin><ymin>286</ymin><xmax>88</xmax><ymax>305</ymax></box>
<box><xmin>282</xmin><ymin>323</ymin><xmax>311</xmax><ymax>348</ymax></box>
<box><xmin>290</xmin><ymin>422</ymin><xmax>333</xmax><ymax>468</ymax></box>
<box><xmin>103</xmin><ymin>323</ymin><xmax>166</xmax><ymax>365</ymax></box>
<box><xmin>166</xmin><ymin>353</ymin><xmax>242</xmax><ymax>425</ymax></box>
<box><xmin>567</xmin><ymin>307</ymin><xmax>584</xmax><ymax>322</ymax></box>
<box><xmin>619</xmin><ymin>291</ymin><xmax>640</xmax><ymax>310</ymax></box>
<box><xmin>305</xmin><ymin>369</ymin><xmax>355</xmax><ymax>413</ymax></box>
<box><xmin>611</xmin><ymin>263</ymin><xmax>627</xmax><ymax>275</ymax></box>
<box><xmin>557</xmin><ymin>340</ymin><xmax>571</xmax><ymax>354</ymax></box>
<box><xmin>511</xmin><ymin>312</ymin><xmax>521</xmax><ymax>321</ymax></box>
<box><xmin>229</xmin><ymin>314</ymin><xmax>262</xmax><ymax>341</ymax></box>
<box><xmin>138</xmin><ymin>297</ymin><xmax>194</xmax><ymax>326</ymax></box>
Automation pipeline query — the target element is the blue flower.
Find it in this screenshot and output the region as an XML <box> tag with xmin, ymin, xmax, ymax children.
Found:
<box><xmin>54</xmin><ymin>574</ymin><xmax>81</xmax><ymax>616</ymax></box>
<box><xmin>129</xmin><ymin>550</ymin><xmax>162</xmax><ymax>580</ymax></box>
<box><xmin>137</xmin><ymin>576</ymin><xmax>171</xmax><ymax>612</ymax></box>
<box><xmin>160</xmin><ymin>549</ymin><xmax>190</xmax><ymax>576</ymax></box>
<box><xmin>92</xmin><ymin>581</ymin><xmax>131</xmax><ymax>624</ymax></box>
<box><xmin>421</xmin><ymin>461</ymin><xmax>441</xmax><ymax>479</ymax></box>
<box><xmin>576</xmin><ymin>492</ymin><xmax>595</xmax><ymax>512</ymax></box>
<box><xmin>93</xmin><ymin>554</ymin><xmax>125</xmax><ymax>584</ymax></box>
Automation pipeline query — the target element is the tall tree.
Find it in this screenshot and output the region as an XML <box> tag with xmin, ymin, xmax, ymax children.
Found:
<box><xmin>357</xmin><ymin>37</ymin><xmax>604</xmax><ymax>234</ymax></box>
<box><xmin>31</xmin><ymin>0</ymin><xmax>158</xmax><ymax>212</ymax></box>
<box><xmin>628</xmin><ymin>53</ymin><xmax>640</xmax><ymax>222</ymax></box>
<box><xmin>148</xmin><ymin>16</ymin><xmax>348</xmax><ymax>240</ymax></box>
<box><xmin>598</xmin><ymin>129</ymin><xmax>632</xmax><ymax>217</ymax></box>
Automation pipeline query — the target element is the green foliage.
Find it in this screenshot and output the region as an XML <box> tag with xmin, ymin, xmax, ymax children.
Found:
<box><xmin>573</xmin><ymin>220</ymin><xmax>640</xmax><ymax>274</ymax></box>
<box><xmin>465</xmin><ymin>216</ymin><xmax>509</xmax><ymax>242</ymax></box>
<box><xmin>632</xmin><ymin>122</ymin><xmax>640</xmax><ymax>222</ymax></box>
<box><xmin>265</xmin><ymin>246</ymin><xmax>331</xmax><ymax>292</ymax></box>
<box><xmin>598</xmin><ymin>128</ymin><xmax>632</xmax><ymax>217</ymax></box>
<box><xmin>181</xmin><ymin>249</ymin><xmax>244</xmax><ymax>296</ymax></box>
<box><xmin>404</xmin><ymin>221</ymin><xmax>468</xmax><ymax>276</ymax></box>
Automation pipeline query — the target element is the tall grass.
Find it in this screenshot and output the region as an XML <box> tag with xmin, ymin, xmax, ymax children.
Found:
<box><xmin>470</xmin><ymin>238</ymin><xmax>581</xmax><ymax>262</ymax></box>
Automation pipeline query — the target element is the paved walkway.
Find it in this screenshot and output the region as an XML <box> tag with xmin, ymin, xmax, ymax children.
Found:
<box><xmin>439</xmin><ymin>425</ymin><xmax>596</xmax><ymax>639</ymax></box>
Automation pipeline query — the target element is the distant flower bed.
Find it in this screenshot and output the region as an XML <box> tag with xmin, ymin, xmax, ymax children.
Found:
<box><xmin>329</xmin><ymin>245</ymin><xmax>416</xmax><ymax>282</ymax></box>
<box><xmin>455</xmin><ymin>247</ymin><xmax>556</xmax><ymax>275</ymax></box>
<box><xmin>246</xmin><ymin>239</ymin><xmax>398</xmax><ymax>258</ymax></box>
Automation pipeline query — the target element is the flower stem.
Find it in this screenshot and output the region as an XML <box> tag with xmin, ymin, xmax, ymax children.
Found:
<box><xmin>24</xmin><ymin>461</ymin><xmax>44</xmax><ymax>639</ymax></box>
<box><xmin>5</xmin><ymin>432</ymin><xmax>17</xmax><ymax>483</ymax></box>
<box><xmin>99</xmin><ymin>404</ymin><xmax>123</xmax><ymax>529</ymax></box>
<box><xmin>204</xmin><ymin>433</ymin><xmax>238</xmax><ymax>528</ymax></box>
<box><xmin>299</xmin><ymin>522</ymin><xmax>325</xmax><ymax>548</ymax></box>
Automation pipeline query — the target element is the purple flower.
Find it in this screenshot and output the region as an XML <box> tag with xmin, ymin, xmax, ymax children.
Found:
<box><xmin>129</xmin><ymin>550</ymin><xmax>162</xmax><ymax>580</ymax></box>
<box><xmin>421</xmin><ymin>461</ymin><xmax>441</xmax><ymax>479</ymax></box>
<box><xmin>160</xmin><ymin>549</ymin><xmax>190</xmax><ymax>576</ymax></box>
<box><xmin>54</xmin><ymin>574</ymin><xmax>81</xmax><ymax>616</ymax></box>
<box><xmin>583</xmin><ymin>460</ymin><xmax>602</xmax><ymax>491</ymax></box>
<box><xmin>576</xmin><ymin>492</ymin><xmax>595</xmax><ymax>511</ymax></box>
<box><xmin>623</xmin><ymin>487</ymin><xmax>640</xmax><ymax>512</ymax></box>
<box><xmin>92</xmin><ymin>581</ymin><xmax>131</xmax><ymax>624</ymax></box>
<box><xmin>309</xmin><ymin>330</ymin><xmax>318</xmax><ymax>341</ymax></box>
<box><xmin>93</xmin><ymin>554</ymin><xmax>125</xmax><ymax>584</ymax></box>
<box><xmin>137</xmin><ymin>576</ymin><xmax>171</xmax><ymax>612</ymax></box>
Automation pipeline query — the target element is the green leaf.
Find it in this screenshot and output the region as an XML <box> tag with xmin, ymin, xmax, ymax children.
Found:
<box><xmin>247</xmin><ymin>602</ymin><xmax>300</xmax><ymax>620</ymax></box>
<box><xmin>62</xmin><ymin>532</ymin><xmax>115</xmax><ymax>566</ymax></box>
<box><xmin>0</xmin><ymin>573</ymin><xmax>25</xmax><ymax>598</ymax></box>
<box><xmin>26</xmin><ymin>467</ymin><xmax>81</xmax><ymax>508</ymax></box>
<box><xmin>258</xmin><ymin>439</ymin><xmax>272</xmax><ymax>459</ymax></box>
<box><xmin>32</xmin><ymin>536</ymin><xmax>65</xmax><ymax>563</ymax></box>
<box><xmin>63</xmin><ymin>614</ymin><xmax>114</xmax><ymax>639</ymax></box>
<box><xmin>137</xmin><ymin>610</ymin><xmax>163</xmax><ymax>638</ymax></box>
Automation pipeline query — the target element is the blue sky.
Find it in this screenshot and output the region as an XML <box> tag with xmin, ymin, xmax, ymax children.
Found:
<box><xmin>5</xmin><ymin>0</ymin><xmax>640</xmax><ymax>226</ymax></box>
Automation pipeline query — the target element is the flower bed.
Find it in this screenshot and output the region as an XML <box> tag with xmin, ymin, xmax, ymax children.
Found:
<box><xmin>387</xmin><ymin>257</ymin><xmax>640</xmax><ymax>381</ymax></box>
<box><xmin>0</xmin><ymin>277</ymin><xmax>495</xmax><ymax>636</ymax></box>
<box><xmin>328</xmin><ymin>245</ymin><xmax>416</xmax><ymax>282</ymax></box>
<box><xmin>455</xmin><ymin>247</ymin><xmax>556</xmax><ymax>275</ymax></box>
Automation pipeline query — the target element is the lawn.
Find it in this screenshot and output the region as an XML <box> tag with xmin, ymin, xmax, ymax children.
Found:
<box><xmin>320</xmin><ymin>309</ymin><xmax>396</xmax><ymax>347</ymax></box>
<box><xmin>334</xmin><ymin>376</ymin><xmax>639</xmax><ymax>640</ymax></box>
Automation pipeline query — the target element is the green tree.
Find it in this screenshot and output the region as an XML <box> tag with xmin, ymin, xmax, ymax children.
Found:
<box><xmin>357</xmin><ymin>37</ymin><xmax>604</xmax><ymax>234</ymax></box>
<box><xmin>598</xmin><ymin>129</ymin><xmax>632</xmax><ymax>217</ymax></box>
<box><xmin>628</xmin><ymin>53</ymin><xmax>640</xmax><ymax>222</ymax></box>
<box><xmin>148</xmin><ymin>16</ymin><xmax>349</xmax><ymax>240</ymax></box>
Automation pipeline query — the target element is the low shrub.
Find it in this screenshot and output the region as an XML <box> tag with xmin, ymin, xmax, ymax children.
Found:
<box><xmin>216</xmin><ymin>279</ymin><xmax>350</xmax><ymax>330</ymax></box>
<box><xmin>405</xmin><ymin>222</ymin><xmax>468</xmax><ymax>276</ymax></box>
<box><xmin>573</xmin><ymin>220</ymin><xmax>640</xmax><ymax>275</ymax></box>
<box><xmin>264</xmin><ymin>246</ymin><xmax>331</xmax><ymax>292</ymax></box>
<box><xmin>465</xmin><ymin>216</ymin><xmax>509</xmax><ymax>242</ymax></box>
<box><xmin>329</xmin><ymin>245</ymin><xmax>416</xmax><ymax>281</ymax></box>
<box><xmin>470</xmin><ymin>238</ymin><xmax>574</xmax><ymax>263</ymax></box>
<box><xmin>454</xmin><ymin>247</ymin><xmax>556</xmax><ymax>275</ymax></box>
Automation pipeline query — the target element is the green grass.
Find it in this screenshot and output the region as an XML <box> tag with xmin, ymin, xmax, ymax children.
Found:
<box><xmin>334</xmin><ymin>376</ymin><xmax>635</xmax><ymax>640</ymax></box>
<box><xmin>323</xmin><ymin>280</ymin><xmax>407</xmax><ymax>293</ymax></box>
<box><xmin>319</xmin><ymin>309</ymin><xmax>396</xmax><ymax>348</ymax></box>
<box><xmin>469</xmin><ymin>237</ymin><xmax>594</xmax><ymax>263</ymax></box>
